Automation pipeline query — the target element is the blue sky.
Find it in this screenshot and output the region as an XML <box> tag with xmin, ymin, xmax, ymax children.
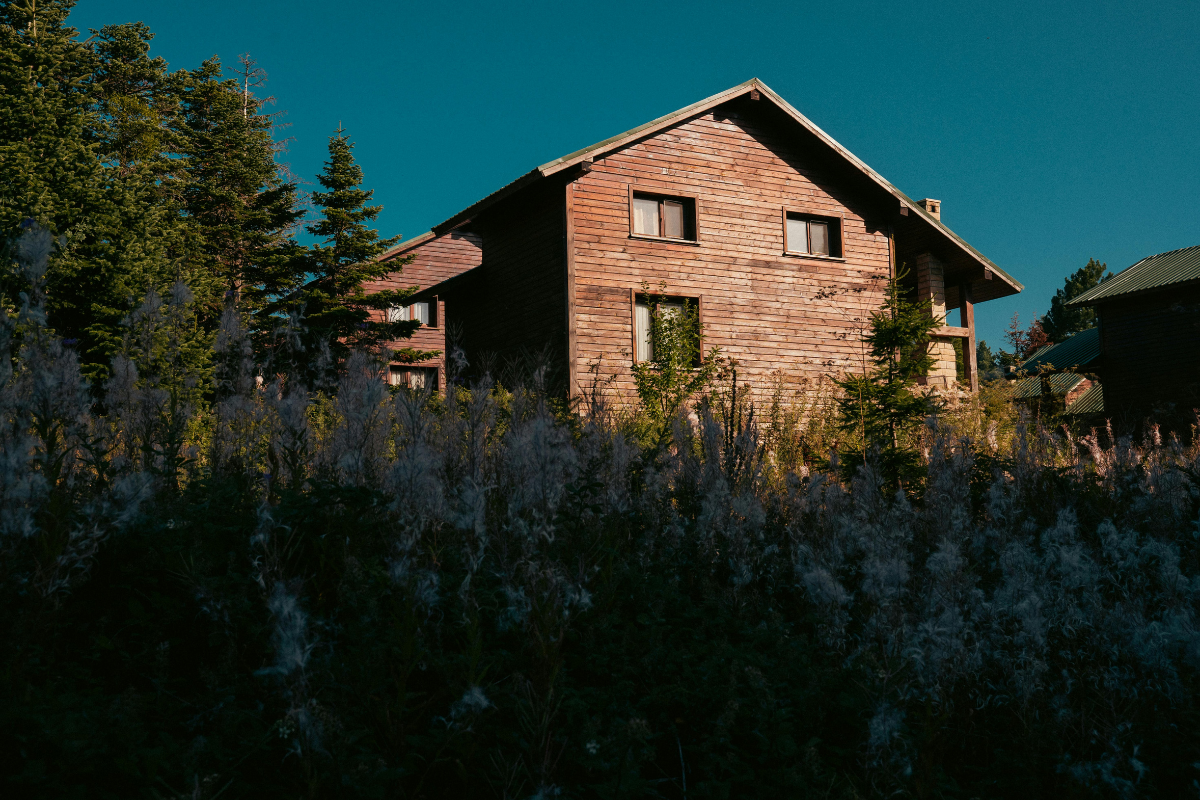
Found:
<box><xmin>72</xmin><ymin>0</ymin><xmax>1200</xmax><ymax>349</ymax></box>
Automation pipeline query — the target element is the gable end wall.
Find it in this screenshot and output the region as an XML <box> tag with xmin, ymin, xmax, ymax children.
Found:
<box><xmin>569</xmin><ymin>105</ymin><xmax>892</xmax><ymax>397</ymax></box>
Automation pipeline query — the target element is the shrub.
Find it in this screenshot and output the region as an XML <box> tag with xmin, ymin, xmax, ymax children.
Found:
<box><xmin>2</xmin><ymin>227</ymin><xmax>1199</xmax><ymax>799</ymax></box>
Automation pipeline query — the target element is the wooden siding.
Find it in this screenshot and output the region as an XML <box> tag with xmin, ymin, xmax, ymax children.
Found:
<box><xmin>364</xmin><ymin>231</ymin><xmax>482</xmax><ymax>383</ymax></box>
<box><xmin>446</xmin><ymin>181</ymin><xmax>569</xmax><ymax>389</ymax></box>
<box><xmin>1096</xmin><ymin>283</ymin><xmax>1200</xmax><ymax>428</ymax></box>
<box><xmin>569</xmin><ymin>102</ymin><xmax>892</xmax><ymax>398</ymax></box>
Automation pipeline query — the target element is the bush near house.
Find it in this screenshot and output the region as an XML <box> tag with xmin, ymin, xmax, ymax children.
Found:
<box><xmin>3</xmin><ymin>227</ymin><xmax>1200</xmax><ymax>800</ymax></box>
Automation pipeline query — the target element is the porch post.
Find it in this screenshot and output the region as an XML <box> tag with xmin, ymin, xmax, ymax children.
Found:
<box><xmin>960</xmin><ymin>280</ymin><xmax>978</xmax><ymax>393</ymax></box>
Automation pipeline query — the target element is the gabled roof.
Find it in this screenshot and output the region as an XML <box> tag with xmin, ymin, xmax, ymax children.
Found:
<box><xmin>1012</xmin><ymin>326</ymin><xmax>1101</xmax><ymax>376</ymax></box>
<box><xmin>1068</xmin><ymin>244</ymin><xmax>1200</xmax><ymax>306</ymax></box>
<box><xmin>414</xmin><ymin>78</ymin><xmax>1022</xmax><ymax>296</ymax></box>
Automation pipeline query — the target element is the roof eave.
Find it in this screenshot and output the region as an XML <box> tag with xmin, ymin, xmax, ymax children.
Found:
<box><xmin>419</xmin><ymin>78</ymin><xmax>1022</xmax><ymax>297</ymax></box>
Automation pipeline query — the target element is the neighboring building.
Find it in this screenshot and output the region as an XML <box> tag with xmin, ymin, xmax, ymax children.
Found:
<box><xmin>366</xmin><ymin>230</ymin><xmax>482</xmax><ymax>390</ymax></box>
<box><xmin>378</xmin><ymin>79</ymin><xmax>1023</xmax><ymax>398</ymax></box>
<box><xmin>1008</xmin><ymin>327</ymin><xmax>1103</xmax><ymax>418</ymax></box>
<box><xmin>1067</xmin><ymin>244</ymin><xmax>1200</xmax><ymax>428</ymax></box>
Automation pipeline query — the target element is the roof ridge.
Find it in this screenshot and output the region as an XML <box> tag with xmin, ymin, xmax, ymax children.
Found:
<box><xmin>1068</xmin><ymin>242</ymin><xmax>1200</xmax><ymax>306</ymax></box>
<box><xmin>402</xmin><ymin>78</ymin><xmax>1022</xmax><ymax>294</ymax></box>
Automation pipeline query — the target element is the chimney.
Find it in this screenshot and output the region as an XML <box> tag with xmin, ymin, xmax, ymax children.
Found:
<box><xmin>917</xmin><ymin>198</ymin><xmax>942</xmax><ymax>220</ymax></box>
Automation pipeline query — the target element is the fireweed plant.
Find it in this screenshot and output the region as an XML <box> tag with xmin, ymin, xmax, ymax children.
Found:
<box><xmin>2</xmin><ymin>225</ymin><xmax>1200</xmax><ymax>799</ymax></box>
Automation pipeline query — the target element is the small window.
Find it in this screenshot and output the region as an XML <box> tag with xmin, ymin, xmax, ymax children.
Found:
<box><xmin>633</xmin><ymin>295</ymin><xmax>701</xmax><ymax>365</ymax></box>
<box><xmin>631</xmin><ymin>192</ymin><xmax>697</xmax><ymax>241</ymax></box>
<box><xmin>387</xmin><ymin>301</ymin><xmax>434</xmax><ymax>326</ymax></box>
<box><xmin>389</xmin><ymin>366</ymin><xmax>438</xmax><ymax>390</ymax></box>
<box><xmin>785</xmin><ymin>212</ymin><xmax>841</xmax><ymax>257</ymax></box>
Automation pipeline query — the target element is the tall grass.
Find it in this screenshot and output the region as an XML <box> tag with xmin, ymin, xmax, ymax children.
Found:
<box><xmin>3</xmin><ymin>226</ymin><xmax>1199</xmax><ymax>798</ymax></box>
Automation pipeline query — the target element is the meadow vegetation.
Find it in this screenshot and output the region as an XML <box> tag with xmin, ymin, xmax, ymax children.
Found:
<box><xmin>3</xmin><ymin>226</ymin><xmax>1199</xmax><ymax>800</ymax></box>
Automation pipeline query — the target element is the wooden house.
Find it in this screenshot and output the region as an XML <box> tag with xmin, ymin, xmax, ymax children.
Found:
<box><xmin>376</xmin><ymin>79</ymin><xmax>1023</xmax><ymax>398</ymax></box>
<box><xmin>1067</xmin><ymin>244</ymin><xmax>1200</xmax><ymax>427</ymax></box>
<box><xmin>1008</xmin><ymin>327</ymin><xmax>1103</xmax><ymax>418</ymax></box>
<box><xmin>364</xmin><ymin>230</ymin><xmax>481</xmax><ymax>389</ymax></box>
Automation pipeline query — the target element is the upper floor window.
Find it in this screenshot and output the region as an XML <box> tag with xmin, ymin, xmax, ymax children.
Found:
<box><xmin>631</xmin><ymin>192</ymin><xmax>697</xmax><ymax>241</ymax></box>
<box><xmin>785</xmin><ymin>212</ymin><xmax>842</xmax><ymax>258</ymax></box>
<box><xmin>386</xmin><ymin>301</ymin><xmax>434</xmax><ymax>326</ymax></box>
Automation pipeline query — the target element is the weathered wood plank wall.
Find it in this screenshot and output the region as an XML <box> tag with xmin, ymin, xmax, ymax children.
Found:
<box><xmin>569</xmin><ymin>103</ymin><xmax>892</xmax><ymax>399</ymax></box>
<box><xmin>365</xmin><ymin>230</ymin><xmax>482</xmax><ymax>384</ymax></box>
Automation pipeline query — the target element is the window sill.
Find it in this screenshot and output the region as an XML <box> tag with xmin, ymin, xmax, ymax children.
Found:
<box><xmin>782</xmin><ymin>252</ymin><xmax>846</xmax><ymax>263</ymax></box>
<box><xmin>629</xmin><ymin>234</ymin><xmax>701</xmax><ymax>246</ymax></box>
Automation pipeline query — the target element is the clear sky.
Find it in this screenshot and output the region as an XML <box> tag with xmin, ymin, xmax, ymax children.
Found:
<box><xmin>70</xmin><ymin>0</ymin><xmax>1200</xmax><ymax>349</ymax></box>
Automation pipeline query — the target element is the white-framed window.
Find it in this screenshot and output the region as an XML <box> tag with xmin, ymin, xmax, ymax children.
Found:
<box><xmin>388</xmin><ymin>366</ymin><xmax>438</xmax><ymax>390</ymax></box>
<box><xmin>630</xmin><ymin>191</ymin><xmax>697</xmax><ymax>241</ymax></box>
<box><xmin>785</xmin><ymin>212</ymin><xmax>842</xmax><ymax>257</ymax></box>
<box><xmin>386</xmin><ymin>301</ymin><xmax>432</xmax><ymax>326</ymax></box>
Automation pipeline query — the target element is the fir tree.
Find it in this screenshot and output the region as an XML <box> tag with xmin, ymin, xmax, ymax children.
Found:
<box><xmin>976</xmin><ymin>339</ymin><xmax>1003</xmax><ymax>381</ymax></box>
<box><xmin>0</xmin><ymin>5</ymin><xmax>190</xmax><ymax>383</ymax></box>
<box><xmin>836</xmin><ymin>268</ymin><xmax>941</xmax><ymax>487</ymax></box>
<box><xmin>173</xmin><ymin>56</ymin><xmax>304</xmax><ymax>322</ymax></box>
<box><xmin>1040</xmin><ymin>257</ymin><xmax>1112</xmax><ymax>342</ymax></box>
<box><xmin>270</xmin><ymin>129</ymin><xmax>429</xmax><ymax>383</ymax></box>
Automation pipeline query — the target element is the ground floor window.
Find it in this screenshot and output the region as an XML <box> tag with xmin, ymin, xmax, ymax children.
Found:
<box><xmin>389</xmin><ymin>365</ymin><xmax>438</xmax><ymax>390</ymax></box>
<box><xmin>633</xmin><ymin>294</ymin><xmax>701</xmax><ymax>365</ymax></box>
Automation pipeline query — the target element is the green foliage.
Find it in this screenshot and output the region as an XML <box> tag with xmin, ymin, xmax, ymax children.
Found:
<box><xmin>976</xmin><ymin>338</ymin><xmax>1004</xmax><ymax>381</ymax></box>
<box><xmin>835</xmin><ymin>268</ymin><xmax>941</xmax><ymax>486</ymax></box>
<box><xmin>267</xmin><ymin>130</ymin><xmax>430</xmax><ymax>386</ymax></box>
<box><xmin>1040</xmin><ymin>257</ymin><xmax>1113</xmax><ymax>342</ymax></box>
<box><xmin>4</xmin><ymin>227</ymin><xmax>1200</xmax><ymax>799</ymax></box>
<box><xmin>630</xmin><ymin>284</ymin><xmax>719</xmax><ymax>447</ymax></box>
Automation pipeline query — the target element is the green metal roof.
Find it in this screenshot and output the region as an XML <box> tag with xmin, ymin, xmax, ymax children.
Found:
<box><xmin>1068</xmin><ymin>244</ymin><xmax>1200</xmax><ymax>306</ymax></box>
<box><xmin>1012</xmin><ymin>326</ymin><xmax>1101</xmax><ymax>375</ymax></box>
<box><xmin>1064</xmin><ymin>383</ymin><xmax>1104</xmax><ymax>415</ymax></box>
<box><xmin>1013</xmin><ymin>372</ymin><xmax>1087</xmax><ymax>399</ymax></box>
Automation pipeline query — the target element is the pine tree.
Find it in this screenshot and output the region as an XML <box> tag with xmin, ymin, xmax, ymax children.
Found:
<box><xmin>836</xmin><ymin>268</ymin><xmax>941</xmax><ymax>487</ymax></box>
<box><xmin>1040</xmin><ymin>258</ymin><xmax>1112</xmax><ymax>342</ymax></box>
<box><xmin>0</xmin><ymin>0</ymin><xmax>99</xmax><ymax>241</ymax></box>
<box><xmin>173</xmin><ymin>56</ymin><xmax>304</xmax><ymax>323</ymax></box>
<box><xmin>270</xmin><ymin>129</ymin><xmax>430</xmax><ymax>383</ymax></box>
<box><xmin>0</xmin><ymin>5</ymin><xmax>190</xmax><ymax>383</ymax></box>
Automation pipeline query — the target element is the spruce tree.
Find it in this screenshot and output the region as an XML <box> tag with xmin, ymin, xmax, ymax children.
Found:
<box><xmin>836</xmin><ymin>268</ymin><xmax>941</xmax><ymax>487</ymax></box>
<box><xmin>0</xmin><ymin>5</ymin><xmax>189</xmax><ymax>383</ymax></box>
<box><xmin>1040</xmin><ymin>258</ymin><xmax>1112</xmax><ymax>342</ymax></box>
<box><xmin>270</xmin><ymin>129</ymin><xmax>429</xmax><ymax>383</ymax></box>
<box><xmin>173</xmin><ymin>56</ymin><xmax>304</xmax><ymax>323</ymax></box>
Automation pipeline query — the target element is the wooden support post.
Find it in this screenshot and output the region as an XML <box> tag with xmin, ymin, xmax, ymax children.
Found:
<box><xmin>960</xmin><ymin>280</ymin><xmax>978</xmax><ymax>393</ymax></box>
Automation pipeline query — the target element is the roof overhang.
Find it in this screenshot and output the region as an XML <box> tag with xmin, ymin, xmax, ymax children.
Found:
<box><xmin>414</xmin><ymin>78</ymin><xmax>1022</xmax><ymax>298</ymax></box>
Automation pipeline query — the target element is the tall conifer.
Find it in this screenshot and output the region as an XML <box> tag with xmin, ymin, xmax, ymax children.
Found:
<box><xmin>270</xmin><ymin>130</ymin><xmax>429</xmax><ymax>382</ymax></box>
<box><xmin>1040</xmin><ymin>258</ymin><xmax>1113</xmax><ymax>342</ymax></box>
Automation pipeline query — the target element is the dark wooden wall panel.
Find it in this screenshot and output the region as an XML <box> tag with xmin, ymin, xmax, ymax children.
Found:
<box><xmin>446</xmin><ymin>182</ymin><xmax>569</xmax><ymax>388</ymax></box>
<box><xmin>1096</xmin><ymin>284</ymin><xmax>1200</xmax><ymax>428</ymax></box>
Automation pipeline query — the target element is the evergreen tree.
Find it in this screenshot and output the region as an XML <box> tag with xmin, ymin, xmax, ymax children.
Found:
<box><xmin>270</xmin><ymin>129</ymin><xmax>429</xmax><ymax>383</ymax></box>
<box><xmin>836</xmin><ymin>268</ymin><xmax>941</xmax><ymax>487</ymax></box>
<box><xmin>173</xmin><ymin>56</ymin><xmax>304</xmax><ymax>323</ymax></box>
<box><xmin>0</xmin><ymin>5</ymin><xmax>190</xmax><ymax>383</ymax></box>
<box><xmin>1040</xmin><ymin>258</ymin><xmax>1112</xmax><ymax>342</ymax></box>
<box><xmin>976</xmin><ymin>339</ymin><xmax>1004</xmax><ymax>381</ymax></box>
<box><xmin>0</xmin><ymin>0</ymin><xmax>98</xmax><ymax>241</ymax></box>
